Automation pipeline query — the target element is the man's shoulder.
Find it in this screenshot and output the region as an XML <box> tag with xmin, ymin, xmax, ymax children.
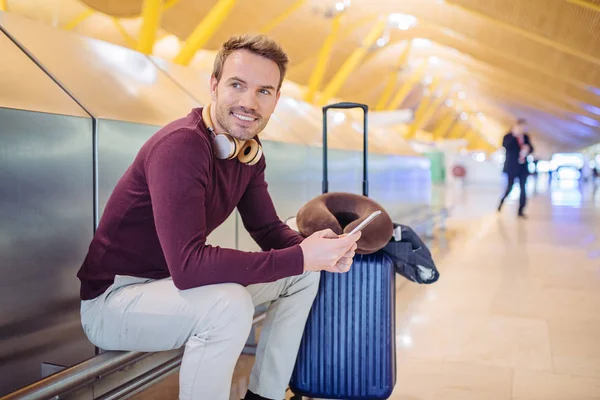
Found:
<box><xmin>145</xmin><ymin>108</ymin><xmax>211</xmax><ymax>155</ymax></box>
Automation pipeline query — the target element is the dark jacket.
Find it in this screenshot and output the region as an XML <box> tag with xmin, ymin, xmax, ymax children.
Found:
<box><xmin>502</xmin><ymin>132</ymin><xmax>534</xmax><ymax>176</ymax></box>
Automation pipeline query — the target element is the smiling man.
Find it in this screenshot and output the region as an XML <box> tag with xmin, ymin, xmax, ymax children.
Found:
<box><xmin>76</xmin><ymin>34</ymin><xmax>360</xmax><ymax>400</ymax></box>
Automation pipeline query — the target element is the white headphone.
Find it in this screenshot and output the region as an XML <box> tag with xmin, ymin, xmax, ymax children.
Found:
<box><xmin>202</xmin><ymin>104</ymin><xmax>262</xmax><ymax>166</ymax></box>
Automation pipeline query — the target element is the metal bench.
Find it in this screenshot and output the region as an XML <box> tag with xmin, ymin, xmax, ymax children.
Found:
<box><xmin>1</xmin><ymin>312</ymin><xmax>267</xmax><ymax>400</ymax></box>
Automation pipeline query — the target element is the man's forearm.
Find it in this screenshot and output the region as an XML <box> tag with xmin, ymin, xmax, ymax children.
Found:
<box><xmin>166</xmin><ymin>242</ymin><xmax>304</xmax><ymax>289</ymax></box>
<box><xmin>245</xmin><ymin>219</ymin><xmax>304</xmax><ymax>251</ymax></box>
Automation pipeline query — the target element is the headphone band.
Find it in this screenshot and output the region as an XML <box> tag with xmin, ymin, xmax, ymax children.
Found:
<box><xmin>201</xmin><ymin>104</ymin><xmax>217</xmax><ymax>136</ymax></box>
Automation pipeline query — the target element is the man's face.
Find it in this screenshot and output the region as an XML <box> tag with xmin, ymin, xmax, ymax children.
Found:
<box><xmin>513</xmin><ymin>123</ymin><xmax>526</xmax><ymax>135</ymax></box>
<box><xmin>210</xmin><ymin>49</ymin><xmax>281</xmax><ymax>141</ymax></box>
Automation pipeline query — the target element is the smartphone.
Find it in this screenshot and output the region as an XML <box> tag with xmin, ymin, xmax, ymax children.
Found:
<box><xmin>347</xmin><ymin>210</ymin><xmax>381</xmax><ymax>236</ymax></box>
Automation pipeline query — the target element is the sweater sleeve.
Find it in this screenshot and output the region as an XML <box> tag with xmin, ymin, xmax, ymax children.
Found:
<box><xmin>144</xmin><ymin>131</ymin><xmax>304</xmax><ymax>290</ymax></box>
<box><xmin>236</xmin><ymin>157</ymin><xmax>305</xmax><ymax>251</ymax></box>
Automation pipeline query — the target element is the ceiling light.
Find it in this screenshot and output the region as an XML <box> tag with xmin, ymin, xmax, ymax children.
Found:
<box><xmin>588</xmin><ymin>86</ymin><xmax>600</xmax><ymax>96</ymax></box>
<box><xmin>460</xmin><ymin>112</ymin><xmax>468</xmax><ymax>120</ymax></box>
<box><xmin>458</xmin><ymin>91</ymin><xmax>466</xmax><ymax>99</ymax></box>
<box><xmin>335</xmin><ymin>0</ymin><xmax>351</xmax><ymax>11</ymax></box>
<box><xmin>376</xmin><ymin>37</ymin><xmax>388</xmax><ymax>47</ymax></box>
<box><xmin>582</xmin><ymin>104</ymin><xmax>600</xmax><ymax>116</ymax></box>
<box><xmin>387</xmin><ymin>13</ymin><xmax>417</xmax><ymax>30</ymax></box>
<box><xmin>428</xmin><ymin>56</ymin><xmax>440</xmax><ymax>65</ymax></box>
<box><xmin>573</xmin><ymin>115</ymin><xmax>600</xmax><ymax>128</ymax></box>
<box><xmin>445</xmin><ymin>99</ymin><xmax>454</xmax><ymax>106</ymax></box>
<box><xmin>333</xmin><ymin>112</ymin><xmax>346</xmax><ymax>123</ymax></box>
<box><xmin>412</xmin><ymin>38</ymin><xmax>431</xmax><ymax>48</ymax></box>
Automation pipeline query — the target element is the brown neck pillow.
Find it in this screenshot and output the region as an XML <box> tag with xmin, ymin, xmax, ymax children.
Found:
<box><xmin>296</xmin><ymin>192</ymin><xmax>394</xmax><ymax>254</ymax></box>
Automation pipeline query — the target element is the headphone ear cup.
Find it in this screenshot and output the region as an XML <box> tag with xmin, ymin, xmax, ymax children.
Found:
<box><xmin>237</xmin><ymin>139</ymin><xmax>262</xmax><ymax>165</ymax></box>
<box><xmin>213</xmin><ymin>134</ymin><xmax>243</xmax><ymax>160</ymax></box>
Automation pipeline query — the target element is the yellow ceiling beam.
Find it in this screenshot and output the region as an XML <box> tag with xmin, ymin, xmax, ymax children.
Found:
<box><xmin>112</xmin><ymin>18</ymin><xmax>138</xmax><ymax>48</ymax></box>
<box><xmin>433</xmin><ymin>112</ymin><xmax>457</xmax><ymax>139</ymax></box>
<box><xmin>405</xmin><ymin>78</ymin><xmax>445</xmax><ymax>139</ymax></box>
<box><xmin>465</xmin><ymin>69</ymin><xmax>599</xmax><ymax>124</ymax></box>
<box><xmin>448</xmin><ymin>2</ymin><xmax>600</xmax><ymax>66</ymax></box>
<box><xmin>447</xmin><ymin>122</ymin><xmax>467</xmax><ymax>139</ymax></box>
<box><xmin>423</xmin><ymin>48</ymin><xmax>600</xmax><ymax>121</ymax></box>
<box><xmin>441</xmin><ymin>118</ymin><xmax>461</xmax><ymax>139</ymax></box>
<box><xmin>375</xmin><ymin>41</ymin><xmax>412</xmax><ymax>111</ymax></box>
<box><xmin>421</xmin><ymin>21</ymin><xmax>594</xmax><ymax>93</ymax></box>
<box><xmin>174</xmin><ymin>0</ymin><xmax>237</xmax><ymax>66</ymax></box>
<box><xmin>318</xmin><ymin>17</ymin><xmax>387</xmax><ymax>105</ymax></box>
<box><xmin>259</xmin><ymin>0</ymin><xmax>306</xmax><ymax>34</ymax></box>
<box><xmin>567</xmin><ymin>0</ymin><xmax>600</xmax><ymax>12</ymax></box>
<box><xmin>369</xmin><ymin>37</ymin><xmax>594</xmax><ymax>122</ymax></box>
<box><xmin>0</xmin><ymin>0</ymin><xmax>7</xmax><ymax>12</ymax></box>
<box><xmin>63</xmin><ymin>9</ymin><xmax>95</xmax><ymax>30</ymax></box>
<box><xmin>304</xmin><ymin>12</ymin><xmax>343</xmax><ymax>103</ymax></box>
<box><xmin>137</xmin><ymin>0</ymin><xmax>163</xmax><ymax>54</ymax></box>
<box><xmin>409</xmin><ymin>90</ymin><xmax>449</xmax><ymax>139</ymax></box>
<box><xmin>471</xmin><ymin>81</ymin><xmax>596</xmax><ymax>135</ymax></box>
<box><xmin>287</xmin><ymin>15</ymin><xmax>378</xmax><ymax>75</ymax></box>
<box><xmin>386</xmin><ymin>61</ymin><xmax>427</xmax><ymax>111</ymax></box>
<box><xmin>163</xmin><ymin>0</ymin><xmax>180</xmax><ymax>11</ymax></box>
<box><xmin>381</xmin><ymin>30</ymin><xmax>598</xmax><ymax>109</ymax></box>
<box><xmin>462</xmin><ymin>60</ymin><xmax>591</xmax><ymax>114</ymax></box>
<box><xmin>467</xmin><ymin>131</ymin><xmax>489</xmax><ymax>151</ymax></box>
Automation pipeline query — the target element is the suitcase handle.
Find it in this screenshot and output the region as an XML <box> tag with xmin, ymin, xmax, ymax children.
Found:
<box><xmin>322</xmin><ymin>102</ymin><xmax>369</xmax><ymax>196</ymax></box>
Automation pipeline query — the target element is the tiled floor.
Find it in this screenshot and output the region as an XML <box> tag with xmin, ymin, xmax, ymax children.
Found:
<box><xmin>132</xmin><ymin>177</ymin><xmax>600</xmax><ymax>399</ymax></box>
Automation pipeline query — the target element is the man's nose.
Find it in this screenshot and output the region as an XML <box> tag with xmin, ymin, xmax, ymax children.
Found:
<box><xmin>239</xmin><ymin>90</ymin><xmax>258</xmax><ymax>111</ymax></box>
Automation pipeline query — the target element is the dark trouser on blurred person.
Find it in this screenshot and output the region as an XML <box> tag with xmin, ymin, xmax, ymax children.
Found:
<box><xmin>498</xmin><ymin>172</ymin><xmax>528</xmax><ymax>217</ymax></box>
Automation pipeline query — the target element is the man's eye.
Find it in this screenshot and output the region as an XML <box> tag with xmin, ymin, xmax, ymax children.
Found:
<box><xmin>232</xmin><ymin>82</ymin><xmax>241</xmax><ymax>88</ymax></box>
<box><xmin>260</xmin><ymin>89</ymin><xmax>271</xmax><ymax>95</ymax></box>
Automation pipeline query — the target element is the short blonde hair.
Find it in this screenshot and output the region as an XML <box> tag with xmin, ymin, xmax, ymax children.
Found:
<box><xmin>213</xmin><ymin>34</ymin><xmax>289</xmax><ymax>91</ymax></box>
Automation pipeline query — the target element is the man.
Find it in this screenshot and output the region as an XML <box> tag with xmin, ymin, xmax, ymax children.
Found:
<box><xmin>77</xmin><ymin>34</ymin><xmax>360</xmax><ymax>400</ymax></box>
<box><xmin>497</xmin><ymin>118</ymin><xmax>535</xmax><ymax>218</ymax></box>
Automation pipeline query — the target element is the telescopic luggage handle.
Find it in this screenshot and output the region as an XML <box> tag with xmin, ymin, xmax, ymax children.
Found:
<box><xmin>322</xmin><ymin>102</ymin><xmax>369</xmax><ymax>197</ymax></box>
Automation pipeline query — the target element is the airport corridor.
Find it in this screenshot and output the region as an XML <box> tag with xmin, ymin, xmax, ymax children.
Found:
<box><xmin>391</xmin><ymin>178</ymin><xmax>600</xmax><ymax>400</ymax></box>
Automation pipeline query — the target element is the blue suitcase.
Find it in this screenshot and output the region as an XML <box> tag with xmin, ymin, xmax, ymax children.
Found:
<box><xmin>289</xmin><ymin>102</ymin><xmax>397</xmax><ymax>399</ymax></box>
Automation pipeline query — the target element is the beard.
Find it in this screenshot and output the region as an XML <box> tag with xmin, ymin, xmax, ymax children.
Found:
<box><xmin>214</xmin><ymin>99</ymin><xmax>268</xmax><ymax>141</ymax></box>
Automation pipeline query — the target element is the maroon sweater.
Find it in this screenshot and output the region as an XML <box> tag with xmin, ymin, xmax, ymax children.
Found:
<box><xmin>77</xmin><ymin>108</ymin><xmax>305</xmax><ymax>300</ymax></box>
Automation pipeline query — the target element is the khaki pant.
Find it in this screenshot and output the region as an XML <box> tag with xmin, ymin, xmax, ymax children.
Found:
<box><xmin>80</xmin><ymin>271</ymin><xmax>320</xmax><ymax>400</ymax></box>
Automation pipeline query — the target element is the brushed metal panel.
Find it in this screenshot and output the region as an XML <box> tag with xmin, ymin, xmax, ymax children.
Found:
<box><xmin>96</xmin><ymin>119</ymin><xmax>159</xmax><ymax>217</ymax></box>
<box><xmin>0</xmin><ymin>30</ymin><xmax>88</xmax><ymax>117</ymax></box>
<box><xmin>0</xmin><ymin>12</ymin><xmax>199</xmax><ymax>126</ymax></box>
<box><xmin>0</xmin><ymin>108</ymin><xmax>95</xmax><ymax>396</ymax></box>
<box><xmin>96</xmin><ymin>119</ymin><xmax>236</xmax><ymax>249</ymax></box>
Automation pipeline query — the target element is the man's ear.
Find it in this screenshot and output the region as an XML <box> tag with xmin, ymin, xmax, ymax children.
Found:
<box><xmin>210</xmin><ymin>75</ymin><xmax>218</xmax><ymax>102</ymax></box>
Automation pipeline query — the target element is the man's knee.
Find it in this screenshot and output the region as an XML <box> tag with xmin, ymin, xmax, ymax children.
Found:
<box><xmin>305</xmin><ymin>271</ymin><xmax>321</xmax><ymax>291</ymax></box>
<box><xmin>291</xmin><ymin>271</ymin><xmax>321</xmax><ymax>301</ymax></box>
<box><xmin>192</xmin><ymin>283</ymin><xmax>255</xmax><ymax>337</ymax></box>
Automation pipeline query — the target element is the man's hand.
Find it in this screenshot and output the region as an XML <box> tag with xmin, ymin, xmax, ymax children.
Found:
<box><xmin>332</xmin><ymin>244</ymin><xmax>357</xmax><ymax>273</ymax></box>
<box><xmin>300</xmin><ymin>229</ymin><xmax>361</xmax><ymax>273</ymax></box>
